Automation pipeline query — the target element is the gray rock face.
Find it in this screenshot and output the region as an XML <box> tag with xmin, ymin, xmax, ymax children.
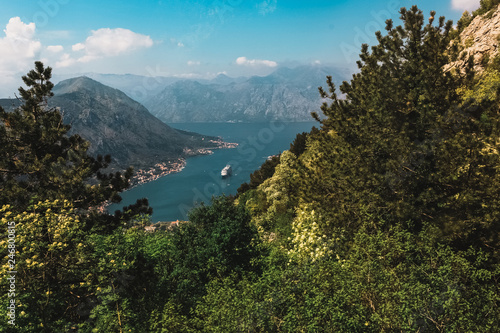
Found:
<box><xmin>448</xmin><ymin>4</ymin><xmax>500</xmax><ymax>73</ymax></box>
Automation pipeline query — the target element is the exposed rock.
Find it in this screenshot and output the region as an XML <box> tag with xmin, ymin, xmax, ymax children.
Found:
<box><xmin>447</xmin><ymin>4</ymin><xmax>500</xmax><ymax>73</ymax></box>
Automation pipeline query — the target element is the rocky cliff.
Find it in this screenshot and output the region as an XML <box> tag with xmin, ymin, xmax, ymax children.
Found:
<box><xmin>448</xmin><ymin>4</ymin><xmax>500</xmax><ymax>73</ymax></box>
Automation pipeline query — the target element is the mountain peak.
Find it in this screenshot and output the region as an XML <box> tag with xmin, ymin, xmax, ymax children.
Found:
<box><xmin>53</xmin><ymin>76</ymin><xmax>124</xmax><ymax>97</ymax></box>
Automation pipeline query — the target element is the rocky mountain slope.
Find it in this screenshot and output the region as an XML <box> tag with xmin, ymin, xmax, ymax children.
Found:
<box><xmin>142</xmin><ymin>65</ymin><xmax>349</xmax><ymax>123</ymax></box>
<box><xmin>448</xmin><ymin>4</ymin><xmax>500</xmax><ymax>73</ymax></box>
<box><xmin>52</xmin><ymin>76</ymin><xmax>224</xmax><ymax>169</ymax></box>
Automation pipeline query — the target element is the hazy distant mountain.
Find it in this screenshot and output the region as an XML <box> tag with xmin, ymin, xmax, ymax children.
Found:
<box><xmin>0</xmin><ymin>99</ymin><xmax>22</xmax><ymax>110</ymax></box>
<box><xmin>2</xmin><ymin>77</ymin><xmax>220</xmax><ymax>170</ymax></box>
<box><xmin>143</xmin><ymin>65</ymin><xmax>350</xmax><ymax>123</ymax></box>
<box><xmin>46</xmin><ymin>65</ymin><xmax>351</xmax><ymax>124</ymax></box>
<box><xmin>52</xmin><ymin>72</ymin><xmax>253</xmax><ymax>105</ymax></box>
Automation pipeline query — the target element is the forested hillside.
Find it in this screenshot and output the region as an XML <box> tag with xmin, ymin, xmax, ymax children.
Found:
<box><xmin>1</xmin><ymin>4</ymin><xmax>500</xmax><ymax>332</ymax></box>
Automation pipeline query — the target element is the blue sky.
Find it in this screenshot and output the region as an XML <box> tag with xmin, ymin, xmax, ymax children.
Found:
<box><xmin>0</xmin><ymin>0</ymin><xmax>480</xmax><ymax>96</ymax></box>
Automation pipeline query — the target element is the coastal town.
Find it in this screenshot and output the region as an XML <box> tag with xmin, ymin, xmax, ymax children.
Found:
<box><xmin>130</xmin><ymin>159</ymin><xmax>186</xmax><ymax>187</ymax></box>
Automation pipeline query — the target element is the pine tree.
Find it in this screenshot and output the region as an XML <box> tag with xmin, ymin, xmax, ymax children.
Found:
<box><xmin>308</xmin><ymin>6</ymin><xmax>500</xmax><ymax>249</ymax></box>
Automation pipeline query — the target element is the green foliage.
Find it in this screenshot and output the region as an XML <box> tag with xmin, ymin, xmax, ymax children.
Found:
<box><xmin>237</xmin><ymin>128</ymin><xmax>319</xmax><ymax>197</ymax></box>
<box><xmin>286</xmin><ymin>204</ymin><xmax>337</xmax><ymax>262</ymax></box>
<box><xmin>237</xmin><ymin>155</ymin><xmax>281</xmax><ymax>194</ymax></box>
<box><xmin>342</xmin><ymin>223</ymin><xmax>500</xmax><ymax>331</ymax></box>
<box><xmin>456</xmin><ymin>11</ymin><xmax>473</xmax><ymax>34</ymax></box>
<box><xmin>249</xmin><ymin>150</ymin><xmax>302</xmax><ymax>238</ymax></box>
<box><xmin>461</xmin><ymin>69</ymin><xmax>500</xmax><ymax>105</ymax></box>
<box><xmin>196</xmin><ymin>247</ymin><xmax>368</xmax><ymax>332</ymax></box>
<box><xmin>289</xmin><ymin>128</ymin><xmax>320</xmax><ymax>157</ymax></box>
<box><xmin>300</xmin><ymin>6</ymin><xmax>500</xmax><ymax>251</ymax></box>
<box><xmin>214</xmin><ymin>6</ymin><xmax>500</xmax><ymax>332</ymax></box>
<box><xmin>166</xmin><ymin>196</ymin><xmax>260</xmax><ymax>318</ymax></box>
<box><xmin>79</xmin><ymin>228</ymin><xmax>148</xmax><ymax>331</ymax></box>
<box><xmin>473</xmin><ymin>0</ymin><xmax>500</xmax><ymax>16</ymax></box>
<box><xmin>197</xmin><ymin>222</ymin><xmax>500</xmax><ymax>332</ymax></box>
<box><xmin>464</xmin><ymin>36</ymin><xmax>474</xmax><ymax>48</ymax></box>
<box><xmin>150</xmin><ymin>300</ymin><xmax>194</xmax><ymax>333</ymax></box>
<box><xmin>0</xmin><ymin>63</ymin><xmax>157</xmax><ymax>331</ymax></box>
<box><xmin>490</xmin><ymin>53</ymin><xmax>500</xmax><ymax>72</ymax></box>
<box><xmin>77</xmin><ymin>227</ymin><xmax>177</xmax><ymax>332</ymax></box>
<box><xmin>195</xmin><ymin>276</ymin><xmax>274</xmax><ymax>332</ymax></box>
<box><xmin>0</xmin><ymin>201</ymin><xmax>92</xmax><ymax>332</ymax></box>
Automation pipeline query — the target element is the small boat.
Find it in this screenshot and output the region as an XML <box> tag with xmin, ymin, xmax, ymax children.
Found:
<box><xmin>221</xmin><ymin>164</ymin><xmax>232</xmax><ymax>178</ymax></box>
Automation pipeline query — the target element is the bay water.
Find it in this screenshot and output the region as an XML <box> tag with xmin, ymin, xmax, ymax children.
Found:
<box><xmin>108</xmin><ymin>121</ymin><xmax>317</xmax><ymax>222</ymax></box>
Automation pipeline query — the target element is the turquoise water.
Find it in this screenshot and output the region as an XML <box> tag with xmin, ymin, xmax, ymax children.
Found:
<box><xmin>108</xmin><ymin>121</ymin><xmax>317</xmax><ymax>222</ymax></box>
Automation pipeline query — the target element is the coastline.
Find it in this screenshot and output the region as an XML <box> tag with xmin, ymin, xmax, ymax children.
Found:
<box><xmin>130</xmin><ymin>158</ymin><xmax>187</xmax><ymax>188</ymax></box>
<box><xmin>130</xmin><ymin>139</ymin><xmax>239</xmax><ymax>188</ymax></box>
<box><xmin>97</xmin><ymin>139</ymin><xmax>238</xmax><ymax>214</ymax></box>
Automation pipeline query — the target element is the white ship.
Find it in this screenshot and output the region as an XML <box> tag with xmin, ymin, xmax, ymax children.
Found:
<box><xmin>221</xmin><ymin>165</ymin><xmax>232</xmax><ymax>178</ymax></box>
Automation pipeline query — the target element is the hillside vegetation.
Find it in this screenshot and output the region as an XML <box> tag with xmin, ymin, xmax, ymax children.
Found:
<box><xmin>1</xmin><ymin>4</ymin><xmax>500</xmax><ymax>332</ymax></box>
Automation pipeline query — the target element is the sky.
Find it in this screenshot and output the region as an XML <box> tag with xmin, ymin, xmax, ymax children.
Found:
<box><xmin>0</xmin><ymin>0</ymin><xmax>480</xmax><ymax>97</ymax></box>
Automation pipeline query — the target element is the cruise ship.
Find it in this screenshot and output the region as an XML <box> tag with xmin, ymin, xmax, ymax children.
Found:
<box><xmin>221</xmin><ymin>164</ymin><xmax>232</xmax><ymax>178</ymax></box>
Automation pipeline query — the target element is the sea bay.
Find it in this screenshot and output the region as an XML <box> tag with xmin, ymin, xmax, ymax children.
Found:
<box><xmin>108</xmin><ymin>121</ymin><xmax>317</xmax><ymax>222</ymax></box>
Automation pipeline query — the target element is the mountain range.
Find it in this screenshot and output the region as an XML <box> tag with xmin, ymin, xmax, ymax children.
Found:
<box><xmin>145</xmin><ymin>66</ymin><xmax>349</xmax><ymax>123</ymax></box>
<box><xmin>52</xmin><ymin>65</ymin><xmax>351</xmax><ymax>123</ymax></box>
<box><xmin>1</xmin><ymin>77</ymin><xmax>221</xmax><ymax>171</ymax></box>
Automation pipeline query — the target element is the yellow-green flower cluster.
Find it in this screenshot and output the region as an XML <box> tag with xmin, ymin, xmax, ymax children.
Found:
<box><xmin>287</xmin><ymin>204</ymin><xmax>334</xmax><ymax>262</ymax></box>
<box><xmin>0</xmin><ymin>200</ymin><xmax>84</xmax><ymax>277</ymax></box>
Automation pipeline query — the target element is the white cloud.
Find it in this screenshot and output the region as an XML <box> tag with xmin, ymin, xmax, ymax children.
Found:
<box><xmin>187</xmin><ymin>60</ymin><xmax>201</xmax><ymax>66</ymax></box>
<box><xmin>72</xmin><ymin>42</ymin><xmax>85</xmax><ymax>51</ymax></box>
<box><xmin>52</xmin><ymin>28</ymin><xmax>154</xmax><ymax>68</ymax></box>
<box><xmin>236</xmin><ymin>56</ymin><xmax>277</xmax><ymax>67</ymax></box>
<box><xmin>257</xmin><ymin>0</ymin><xmax>277</xmax><ymax>15</ymax></box>
<box><xmin>451</xmin><ymin>0</ymin><xmax>480</xmax><ymax>11</ymax></box>
<box><xmin>169</xmin><ymin>38</ymin><xmax>187</xmax><ymax>48</ymax></box>
<box><xmin>73</xmin><ymin>28</ymin><xmax>153</xmax><ymax>62</ymax></box>
<box><xmin>46</xmin><ymin>45</ymin><xmax>63</xmax><ymax>53</ymax></box>
<box><xmin>0</xmin><ymin>17</ymin><xmax>42</xmax><ymax>75</ymax></box>
<box><xmin>55</xmin><ymin>53</ymin><xmax>76</xmax><ymax>68</ymax></box>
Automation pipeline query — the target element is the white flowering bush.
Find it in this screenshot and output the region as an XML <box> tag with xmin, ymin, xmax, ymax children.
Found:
<box><xmin>287</xmin><ymin>204</ymin><xmax>335</xmax><ymax>262</ymax></box>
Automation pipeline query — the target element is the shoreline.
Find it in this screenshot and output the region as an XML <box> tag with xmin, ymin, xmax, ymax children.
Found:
<box><xmin>130</xmin><ymin>139</ymin><xmax>239</xmax><ymax>188</ymax></box>
<box><xmin>129</xmin><ymin>158</ymin><xmax>187</xmax><ymax>188</ymax></box>
<box><xmin>97</xmin><ymin>139</ymin><xmax>239</xmax><ymax>214</ymax></box>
